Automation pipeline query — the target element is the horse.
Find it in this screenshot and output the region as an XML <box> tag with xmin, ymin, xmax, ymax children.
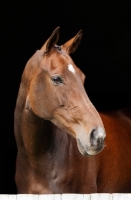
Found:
<box><xmin>14</xmin><ymin>27</ymin><xmax>131</xmax><ymax>194</ymax></box>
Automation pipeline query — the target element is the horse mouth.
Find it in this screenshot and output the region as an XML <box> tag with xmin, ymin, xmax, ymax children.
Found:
<box><xmin>77</xmin><ymin>139</ymin><xmax>105</xmax><ymax>156</ymax></box>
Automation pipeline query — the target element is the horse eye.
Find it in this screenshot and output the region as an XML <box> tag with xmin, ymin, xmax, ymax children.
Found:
<box><xmin>51</xmin><ymin>76</ymin><xmax>63</xmax><ymax>85</ymax></box>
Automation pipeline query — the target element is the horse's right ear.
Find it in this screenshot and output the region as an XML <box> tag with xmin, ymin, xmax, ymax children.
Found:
<box><xmin>41</xmin><ymin>27</ymin><xmax>60</xmax><ymax>53</ymax></box>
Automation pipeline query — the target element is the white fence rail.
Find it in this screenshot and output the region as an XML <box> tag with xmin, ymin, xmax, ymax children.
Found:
<box><xmin>0</xmin><ymin>194</ymin><xmax>131</xmax><ymax>200</ymax></box>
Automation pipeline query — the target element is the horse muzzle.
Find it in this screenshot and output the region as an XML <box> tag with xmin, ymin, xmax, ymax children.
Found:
<box><xmin>76</xmin><ymin>126</ymin><xmax>106</xmax><ymax>156</ymax></box>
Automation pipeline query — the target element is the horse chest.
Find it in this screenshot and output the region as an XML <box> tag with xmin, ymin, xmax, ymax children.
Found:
<box><xmin>30</xmin><ymin>153</ymin><xmax>98</xmax><ymax>194</ymax></box>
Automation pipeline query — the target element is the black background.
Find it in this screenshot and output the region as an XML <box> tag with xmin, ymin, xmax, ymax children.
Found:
<box><xmin>2</xmin><ymin>1</ymin><xmax>131</xmax><ymax>194</ymax></box>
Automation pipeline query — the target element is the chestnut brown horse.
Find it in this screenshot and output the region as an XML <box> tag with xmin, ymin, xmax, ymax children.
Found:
<box><xmin>14</xmin><ymin>27</ymin><xmax>131</xmax><ymax>194</ymax></box>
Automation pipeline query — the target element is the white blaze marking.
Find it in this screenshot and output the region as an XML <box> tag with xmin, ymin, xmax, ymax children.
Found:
<box><xmin>68</xmin><ymin>64</ymin><xmax>75</xmax><ymax>74</ymax></box>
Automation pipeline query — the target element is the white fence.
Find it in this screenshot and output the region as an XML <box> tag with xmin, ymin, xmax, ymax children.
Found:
<box><xmin>0</xmin><ymin>194</ymin><xmax>131</xmax><ymax>200</ymax></box>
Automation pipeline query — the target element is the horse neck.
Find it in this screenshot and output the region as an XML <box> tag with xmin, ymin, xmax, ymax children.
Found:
<box><xmin>14</xmin><ymin>84</ymin><xmax>72</xmax><ymax>159</ymax></box>
<box><xmin>14</xmin><ymin>88</ymin><xmax>47</xmax><ymax>156</ymax></box>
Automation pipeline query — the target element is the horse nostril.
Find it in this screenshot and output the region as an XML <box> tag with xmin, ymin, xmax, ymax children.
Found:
<box><xmin>90</xmin><ymin>127</ymin><xmax>105</xmax><ymax>146</ymax></box>
<box><xmin>90</xmin><ymin>129</ymin><xmax>96</xmax><ymax>145</ymax></box>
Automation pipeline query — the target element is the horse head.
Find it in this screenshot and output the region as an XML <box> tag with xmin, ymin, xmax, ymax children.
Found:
<box><xmin>24</xmin><ymin>27</ymin><xmax>106</xmax><ymax>156</ymax></box>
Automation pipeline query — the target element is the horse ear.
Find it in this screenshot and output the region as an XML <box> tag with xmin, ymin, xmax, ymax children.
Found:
<box><xmin>41</xmin><ymin>26</ymin><xmax>60</xmax><ymax>53</ymax></box>
<box><xmin>62</xmin><ymin>29</ymin><xmax>83</xmax><ymax>54</ymax></box>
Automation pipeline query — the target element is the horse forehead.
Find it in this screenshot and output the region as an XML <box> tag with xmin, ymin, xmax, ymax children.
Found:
<box><xmin>45</xmin><ymin>51</ymin><xmax>77</xmax><ymax>72</ymax></box>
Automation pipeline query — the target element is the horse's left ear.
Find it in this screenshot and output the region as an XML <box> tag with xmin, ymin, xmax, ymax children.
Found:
<box><xmin>62</xmin><ymin>29</ymin><xmax>83</xmax><ymax>54</ymax></box>
<box><xmin>41</xmin><ymin>26</ymin><xmax>60</xmax><ymax>53</ymax></box>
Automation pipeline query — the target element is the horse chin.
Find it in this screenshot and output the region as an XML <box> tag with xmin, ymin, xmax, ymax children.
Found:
<box><xmin>86</xmin><ymin>146</ymin><xmax>104</xmax><ymax>156</ymax></box>
<box><xmin>77</xmin><ymin>139</ymin><xmax>105</xmax><ymax>157</ymax></box>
